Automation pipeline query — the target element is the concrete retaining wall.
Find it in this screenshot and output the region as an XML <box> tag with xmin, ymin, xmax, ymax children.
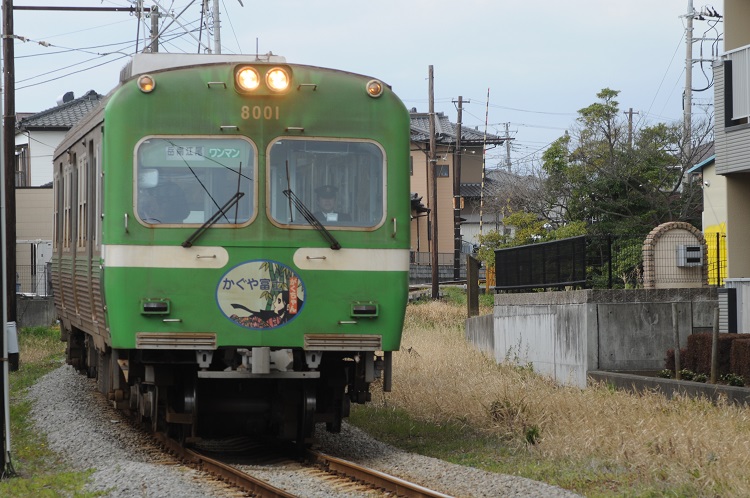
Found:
<box><xmin>16</xmin><ymin>295</ymin><xmax>57</xmax><ymax>328</ymax></box>
<box><xmin>466</xmin><ymin>288</ymin><xmax>718</xmax><ymax>388</ymax></box>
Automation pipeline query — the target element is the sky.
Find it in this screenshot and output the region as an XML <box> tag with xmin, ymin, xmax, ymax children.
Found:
<box><xmin>11</xmin><ymin>0</ymin><xmax>723</xmax><ymax>173</ymax></box>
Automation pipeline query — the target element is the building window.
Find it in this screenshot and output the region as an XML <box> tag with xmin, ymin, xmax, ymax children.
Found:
<box><xmin>15</xmin><ymin>144</ymin><xmax>29</xmax><ymax>186</ymax></box>
<box><xmin>724</xmin><ymin>59</ymin><xmax>750</xmax><ymax>128</ymax></box>
<box><xmin>436</xmin><ymin>164</ymin><xmax>449</xmax><ymax>177</ymax></box>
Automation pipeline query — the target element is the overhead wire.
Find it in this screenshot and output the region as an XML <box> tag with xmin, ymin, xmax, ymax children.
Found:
<box><xmin>220</xmin><ymin>0</ymin><xmax>243</xmax><ymax>53</ymax></box>
<box><xmin>16</xmin><ymin>55</ymin><xmax>130</xmax><ymax>90</ymax></box>
<box><xmin>15</xmin><ymin>12</ymin><xmax>204</xmax><ymax>90</ymax></box>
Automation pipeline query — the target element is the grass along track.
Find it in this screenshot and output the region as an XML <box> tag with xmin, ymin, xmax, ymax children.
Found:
<box><xmin>8</xmin><ymin>292</ymin><xmax>750</xmax><ymax>497</ymax></box>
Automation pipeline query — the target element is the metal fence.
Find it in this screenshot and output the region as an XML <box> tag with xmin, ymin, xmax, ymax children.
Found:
<box><xmin>493</xmin><ymin>235</ymin><xmax>647</xmax><ymax>291</ymax></box>
<box><xmin>16</xmin><ymin>263</ymin><xmax>52</xmax><ymax>296</ymax></box>
<box><xmin>705</xmin><ymin>231</ymin><xmax>727</xmax><ymax>287</ymax></box>
<box><xmin>409</xmin><ymin>251</ymin><xmax>487</xmax><ymax>284</ymax></box>
<box><xmin>494</xmin><ymin>236</ymin><xmax>587</xmax><ymax>291</ymax></box>
<box><xmin>410</xmin><ymin>251</ymin><xmax>461</xmax><ymax>266</ymax></box>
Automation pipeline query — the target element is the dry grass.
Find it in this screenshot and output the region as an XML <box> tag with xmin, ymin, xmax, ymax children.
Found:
<box><xmin>19</xmin><ymin>326</ymin><xmax>64</xmax><ymax>364</ymax></box>
<box><xmin>374</xmin><ymin>299</ymin><xmax>750</xmax><ymax>496</ymax></box>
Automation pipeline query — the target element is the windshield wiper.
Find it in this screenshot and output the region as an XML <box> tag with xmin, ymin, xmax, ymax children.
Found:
<box><xmin>182</xmin><ymin>192</ymin><xmax>245</xmax><ymax>248</ymax></box>
<box><xmin>283</xmin><ymin>189</ymin><xmax>341</xmax><ymax>250</ymax></box>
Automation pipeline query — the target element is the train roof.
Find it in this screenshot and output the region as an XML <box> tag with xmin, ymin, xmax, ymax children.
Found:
<box><xmin>119</xmin><ymin>52</ymin><xmax>287</xmax><ymax>83</ymax></box>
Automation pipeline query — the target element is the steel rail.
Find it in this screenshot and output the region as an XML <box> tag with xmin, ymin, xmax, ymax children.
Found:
<box><xmin>307</xmin><ymin>449</ymin><xmax>454</xmax><ymax>498</ymax></box>
<box><xmin>154</xmin><ymin>433</ymin><xmax>296</xmax><ymax>498</ymax></box>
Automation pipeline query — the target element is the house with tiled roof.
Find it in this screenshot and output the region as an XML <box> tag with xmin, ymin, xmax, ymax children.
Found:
<box><xmin>16</xmin><ymin>90</ymin><xmax>103</xmax><ymax>186</ymax></box>
<box><xmin>15</xmin><ymin>90</ymin><xmax>103</xmax><ymax>294</ymax></box>
<box><xmin>409</xmin><ymin>109</ymin><xmax>506</xmax><ymax>266</ymax></box>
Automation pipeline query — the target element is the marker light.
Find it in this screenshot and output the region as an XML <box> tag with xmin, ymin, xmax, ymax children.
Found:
<box><xmin>236</xmin><ymin>67</ymin><xmax>261</xmax><ymax>91</ymax></box>
<box><xmin>366</xmin><ymin>79</ymin><xmax>384</xmax><ymax>98</ymax></box>
<box><xmin>266</xmin><ymin>68</ymin><xmax>290</xmax><ymax>92</ymax></box>
<box><xmin>137</xmin><ymin>75</ymin><xmax>156</xmax><ymax>93</ymax></box>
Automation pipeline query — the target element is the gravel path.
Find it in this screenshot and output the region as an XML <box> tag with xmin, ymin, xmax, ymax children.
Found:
<box><xmin>26</xmin><ymin>364</ymin><xmax>581</xmax><ymax>497</ymax></box>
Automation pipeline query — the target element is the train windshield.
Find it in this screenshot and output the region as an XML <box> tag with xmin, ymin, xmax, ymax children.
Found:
<box><xmin>267</xmin><ymin>138</ymin><xmax>385</xmax><ymax>228</ymax></box>
<box><xmin>135</xmin><ymin>137</ymin><xmax>256</xmax><ymax>226</ymax></box>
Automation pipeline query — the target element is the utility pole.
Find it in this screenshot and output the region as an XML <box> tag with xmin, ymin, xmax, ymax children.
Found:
<box><xmin>452</xmin><ymin>96</ymin><xmax>463</xmax><ymax>281</ymax></box>
<box><xmin>149</xmin><ymin>5</ymin><xmax>159</xmax><ymax>52</ymax></box>
<box><xmin>212</xmin><ymin>0</ymin><xmax>221</xmax><ymax>53</ymax></box>
<box><xmin>0</xmin><ymin>0</ymin><xmax>12</xmax><ymax>477</ymax></box>
<box><xmin>428</xmin><ymin>66</ymin><xmax>439</xmax><ymax>299</ymax></box>
<box><xmin>478</xmin><ymin>88</ymin><xmax>489</xmax><ymax>238</ymax></box>
<box><xmin>684</xmin><ymin>0</ymin><xmax>694</xmax><ymax>162</ymax></box>
<box><xmin>2</xmin><ymin>0</ymin><xmax>13</xmax><ymax>330</ymax></box>
<box><xmin>624</xmin><ymin>108</ymin><xmax>639</xmax><ymax>147</ymax></box>
<box><xmin>504</xmin><ymin>122</ymin><xmax>512</xmax><ymax>172</ymax></box>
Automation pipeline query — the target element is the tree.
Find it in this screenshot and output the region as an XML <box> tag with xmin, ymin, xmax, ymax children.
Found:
<box><xmin>474</xmin><ymin>88</ymin><xmax>709</xmax><ymax>283</ymax></box>
<box><xmin>539</xmin><ymin>88</ymin><xmax>707</xmax><ymax>237</ymax></box>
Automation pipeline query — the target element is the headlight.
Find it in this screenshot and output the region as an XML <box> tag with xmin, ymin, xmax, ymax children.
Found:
<box><xmin>137</xmin><ymin>75</ymin><xmax>156</xmax><ymax>93</ymax></box>
<box><xmin>236</xmin><ymin>67</ymin><xmax>260</xmax><ymax>91</ymax></box>
<box><xmin>266</xmin><ymin>67</ymin><xmax>290</xmax><ymax>92</ymax></box>
<box><xmin>366</xmin><ymin>79</ymin><xmax>384</xmax><ymax>98</ymax></box>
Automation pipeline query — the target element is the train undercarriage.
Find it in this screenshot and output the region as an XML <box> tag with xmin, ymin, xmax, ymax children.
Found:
<box><xmin>64</xmin><ymin>326</ymin><xmax>387</xmax><ymax>446</ymax></box>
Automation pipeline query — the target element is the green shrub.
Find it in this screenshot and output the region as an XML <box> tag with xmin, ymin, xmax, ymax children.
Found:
<box><xmin>721</xmin><ymin>373</ymin><xmax>745</xmax><ymax>387</ymax></box>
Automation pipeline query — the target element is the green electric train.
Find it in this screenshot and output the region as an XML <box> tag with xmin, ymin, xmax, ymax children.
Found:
<box><xmin>51</xmin><ymin>53</ymin><xmax>411</xmax><ymax>445</ymax></box>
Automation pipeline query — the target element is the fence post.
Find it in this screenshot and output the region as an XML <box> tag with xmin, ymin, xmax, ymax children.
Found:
<box><xmin>672</xmin><ymin>302</ymin><xmax>681</xmax><ymax>380</ymax></box>
<box><xmin>711</xmin><ymin>307</ymin><xmax>719</xmax><ymax>384</ymax></box>
<box><xmin>716</xmin><ymin>232</ymin><xmax>721</xmax><ymax>286</ymax></box>
<box><xmin>467</xmin><ymin>254</ymin><xmax>480</xmax><ymax>317</ymax></box>
<box><xmin>607</xmin><ymin>235</ymin><xmax>613</xmax><ymax>289</ymax></box>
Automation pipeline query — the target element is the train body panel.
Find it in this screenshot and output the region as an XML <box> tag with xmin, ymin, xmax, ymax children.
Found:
<box><xmin>51</xmin><ymin>53</ymin><xmax>410</xmax><ymax>443</ymax></box>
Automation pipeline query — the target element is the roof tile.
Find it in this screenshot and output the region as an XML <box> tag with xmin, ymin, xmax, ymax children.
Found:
<box><xmin>17</xmin><ymin>90</ymin><xmax>103</xmax><ymax>130</ymax></box>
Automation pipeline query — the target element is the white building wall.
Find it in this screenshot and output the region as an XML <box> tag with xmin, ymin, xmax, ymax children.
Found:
<box><xmin>16</xmin><ymin>129</ymin><xmax>66</xmax><ymax>186</ymax></box>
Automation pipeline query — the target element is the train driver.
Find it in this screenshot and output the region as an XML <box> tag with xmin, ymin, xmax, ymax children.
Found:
<box><xmin>140</xmin><ymin>181</ymin><xmax>190</xmax><ymax>224</ymax></box>
<box><xmin>312</xmin><ymin>185</ymin><xmax>351</xmax><ymax>224</ymax></box>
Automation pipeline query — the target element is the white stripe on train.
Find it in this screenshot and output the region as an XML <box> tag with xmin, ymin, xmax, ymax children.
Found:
<box><xmin>102</xmin><ymin>245</ymin><xmax>410</xmax><ymax>271</ymax></box>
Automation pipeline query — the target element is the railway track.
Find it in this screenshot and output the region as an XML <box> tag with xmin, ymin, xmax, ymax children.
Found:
<box><xmin>153</xmin><ymin>433</ymin><xmax>453</xmax><ymax>497</ymax></box>
<box><xmin>306</xmin><ymin>450</ymin><xmax>453</xmax><ymax>498</ymax></box>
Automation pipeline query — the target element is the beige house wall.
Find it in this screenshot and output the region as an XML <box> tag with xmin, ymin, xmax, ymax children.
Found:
<box><xmin>701</xmin><ymin>163</ymin><xmax>727</xmax><ymax>230</ymax></box>
<box><xmin>726</xmin><ymin>174</ymin><xmax>750</xmax><ymax>277</ymax></box>
<box><xmin>458</xmin><ymin>151</ymin><xmax>484</xmax><ymax>183</ymax></box>
<box><xmin>409</xmin><ymin>145</ymin><xmax>460</xmax><ymax>255</ymax></box>
<box><xmin>715</xmin><ymin>1</ymin><xmax>750</xmax><ymax>279</ymax></box>
<box><xmin>724</xmin><ymin>0</ymin><xmax>750</xmax><ymax>51</ymax></box>
<box><xmin>16</xmin><ymin>187</ymin><xmax>53</xmax><ymax>267</ymax></box>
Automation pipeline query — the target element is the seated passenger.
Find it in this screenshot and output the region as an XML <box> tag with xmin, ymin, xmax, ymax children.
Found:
<box><xmin>312</xmin><ymin>185</ymin><xmax>351</xmax><ymax>223</ymax></box>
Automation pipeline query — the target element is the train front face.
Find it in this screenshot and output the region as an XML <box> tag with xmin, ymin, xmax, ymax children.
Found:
<box><xmin>101</xmin><ymin>57</ymin><xmax>411</xmax><ymax>439</ymax></box>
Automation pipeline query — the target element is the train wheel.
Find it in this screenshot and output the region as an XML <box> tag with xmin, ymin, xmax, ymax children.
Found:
<box><xmin>151</xmin><ymin>385</ymin><xmax>161</xmax><ymax>433</ymax></box>
<box><xmin>66</xmin><ymin>328</ymin><xmax>86</xmax><ymax>372</ymax></box>
<box><xmin>183</xmin><ymin>380</ymin><xmax>197</xmax><ymax>439</ymax></box>
<box><xmin>296</xmin><ymin>385</ymin><xmax>316</xmax><ymax>451</ymax></box>
<box><xmin>96</xmin><ymin>348</ymin><xmax>112</xmax><ymax>395</ymax></box>
<box><xmin>166</xmin><ymin>380</ymin><xmax>197</xmax><ymax>442</ymax></box>
<box><xmin>325</xmin><ymin>395</ymin><xmax>348</xmax><ymax>433</ymax></box>
<box><xmin>85</xmin><ymin>336</ymin><xmax>98</xmax><ymax>379</ymax></box>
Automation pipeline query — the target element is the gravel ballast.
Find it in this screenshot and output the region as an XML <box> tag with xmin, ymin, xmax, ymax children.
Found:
<box><xmin>27</xmin><ymin>364</ymin><xmax>580</xmax><ymax>497</ymax></box>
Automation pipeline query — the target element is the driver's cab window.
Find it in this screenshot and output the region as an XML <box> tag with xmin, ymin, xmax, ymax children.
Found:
<box><xmin>268</xmin><ymin>138</ymin><xmax>384</xmax><ymax>228</ymax></box>
<box><xmin>136</xmin><ymin>137</ymin><xmax>256</xmax><ymax>226</ymax></box>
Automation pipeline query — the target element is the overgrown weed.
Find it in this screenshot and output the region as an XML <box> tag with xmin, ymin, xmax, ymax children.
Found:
<box><xmin>356</xmin><ymin>295</ymin><xmax>750</xmax><ymax>496</ymax></box>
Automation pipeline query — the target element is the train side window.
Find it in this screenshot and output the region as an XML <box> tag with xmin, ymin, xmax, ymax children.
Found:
<box><xmin>267</xmin><ymin>138</ymin><xmax>385</xmax><ymax>229</ymax></box>
<box><xmin>53</xmin><ymin>164</ymin><xmax>62</xmax><ymax>250</ymax></box>
<box><xmin>134</xmin><ymin>137</ymin><xmax>257</xmax><ymax>226</ymax></box>
<box><xmin>93</xmin><ymin>142</ymin><xmax>102</xmax><ymax>251</ymax></box>
<box><xmin>63</xmin><ymin>156</ymin><xmax>76</xmax><ymax>251</ymax></box>
<box><xmin>77</xmin><ymin>153</ymin><xmax>88</xmax><ymax>248</ymax></box>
